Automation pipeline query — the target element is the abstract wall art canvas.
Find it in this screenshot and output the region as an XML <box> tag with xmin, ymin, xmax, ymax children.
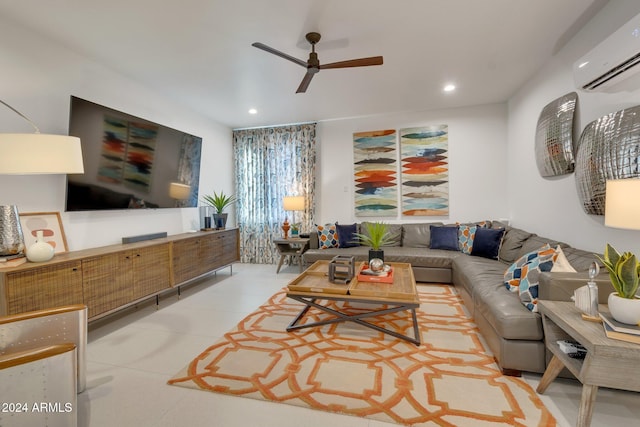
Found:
<box><xmin>353</xmin><ymin>129</ymin><xmax>398</xmax><ymax>217</ymax></box>
<box><xmin>400</xmin><ymin>125</ymin><xmax>449</xmax><ymax>216</ymax></box>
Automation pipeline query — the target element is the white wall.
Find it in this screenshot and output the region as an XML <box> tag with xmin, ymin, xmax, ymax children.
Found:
<box><xmin>316</xmin><ymin>103</ymin><xmax>509</xmax><ymax>225</ymax></box>
<box><xmin>0</xmin><ymin>16</ymin><xmax>233</xmax><ymax>250</ymax></box>
<box><xmin>507</xmin><ymin>0</ymin><xmax>640</xmax><ymax>254</ymax></box>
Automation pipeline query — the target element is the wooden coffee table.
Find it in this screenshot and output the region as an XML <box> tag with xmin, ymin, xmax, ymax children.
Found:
<box><xmin>537</xmin><ymin>300</ymin><xmax>640</xmax><ymax>427</ymax></box>
<box><xmin>285</xmin><ymin>260</ymin><xmax>421</xmax><ymax>345</ymax></box>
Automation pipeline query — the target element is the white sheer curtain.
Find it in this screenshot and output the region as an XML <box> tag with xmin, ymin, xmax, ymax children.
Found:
<box><xmin>233</xmin><ymin>123</ymin><xmax>316</xmax><ymax>263</ymax></box>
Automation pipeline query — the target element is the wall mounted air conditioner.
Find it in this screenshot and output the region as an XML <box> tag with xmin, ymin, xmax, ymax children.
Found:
<box><xmin>574</xmin><ymin>12</ymin><xmax>640</xmax><ymax>92</ymax></box>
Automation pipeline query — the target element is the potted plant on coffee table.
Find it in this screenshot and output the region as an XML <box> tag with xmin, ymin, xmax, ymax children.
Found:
<box><xmin>354</xmin><ymin>222</ymin><xmax>394</xmax><ymax>263</ymax></box>
<box><xmin>597</xmin><ymin>243</ymin><xmax>640</xmax><ymax>325</ymax></box>
<box><xmin>202</xmin><ymin>191</ymin><xmax>236</xmax><ymax>229</ymax></box>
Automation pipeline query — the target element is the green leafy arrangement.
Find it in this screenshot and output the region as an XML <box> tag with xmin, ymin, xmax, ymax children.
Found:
<box><xmin>202</xmin><ymin>191</ymin><xmax>236</xmax><ymax>214</ymax></box>
<box><xmin>353</xmin><ymin>222</ymin><xmax>393</xmax><ymax>250</ymax></box>
<box><xmin>597</xmin><ymin>243</ymin><xmax>640</xmax><ymax>299</ymax></box>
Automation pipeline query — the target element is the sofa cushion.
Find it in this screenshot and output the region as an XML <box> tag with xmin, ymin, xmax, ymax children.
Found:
<box><xmin>474</xmin><ymin>287</ymin><xmax>544</xmax><ymax>340</ymax></box>
<box><xmin>471</xmin><ymin>227</ymin><xmax>505</xmax><ymax>260</ymax></box>
<box><xmin>498</xmin><ymin>227</ymin><xmax>534</xmax><ymax>263</ymax></box>
<box><xmin>382</xmin><ymin>247</ymin><xmax>461</xmax><ymax>268</ymax></box>
<box><xmin>452</xmin><ymin>254</ymin><xmax>507</xmax><ymax>301</ymax></box>
<box><xmin>302</xmin><ymin>246</ymin><xmax>461</xmax><ymax>269</ymax></box>
<box><xmin>516</xmin><ymin>235</ymin><xmax>568</xmax><ymax>260</ymax></box>
<box><xmin>430</xmin><ymin>225</ymin><xmax>459</xmax><ymax>251</ymax></box>
<box><xmin>403</xmin><ymin>223</ymin><xmax>442</xmax><ymax>248</ymax></box>
<box><xmin>336</xmin><ymin>223</ymin><xmax>359</xmax><ymax>248</ymax></box>
<box><xmin>316</xmin><ymin>224</ymin><xmax>339</xmax><ymax>249</ymax></box>
<box><xmin>562</xmin><ymin>247</ymin><xmax>602</xmax><ymax>272</ymax></box>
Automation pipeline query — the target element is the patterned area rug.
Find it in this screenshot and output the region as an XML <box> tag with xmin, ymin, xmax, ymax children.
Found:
<box><xmin>168</xmin><ymin>285</ymin><xmax>555</xmax><ymax>426</ymax></box>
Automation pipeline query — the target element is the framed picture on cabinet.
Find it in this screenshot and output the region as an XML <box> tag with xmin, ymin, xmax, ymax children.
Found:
<box><xmin>19</xmin><ymin>211</ymin><xmax>69</xmax><ymax>254</ymax></box>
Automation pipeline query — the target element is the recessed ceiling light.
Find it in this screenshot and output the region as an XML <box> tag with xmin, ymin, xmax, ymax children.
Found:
<box><xmin>248</xmin><ymin>108</ymin><xmax>258</xmax><ymax>114</ymax></box>
<box><xmin>443</xmin><ymin>84</ymin><xmax>456</xmax><ymax>92</ymax></box>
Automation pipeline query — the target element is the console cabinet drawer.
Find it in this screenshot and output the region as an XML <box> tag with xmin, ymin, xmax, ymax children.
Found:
<box><xmin>3</xmin><ymin>261</ymin><xmax>83</xmax><ymax>315</ymax></box>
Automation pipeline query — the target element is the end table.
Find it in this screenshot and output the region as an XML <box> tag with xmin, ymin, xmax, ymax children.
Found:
<box><xmin>273</xmin><ymin>237</ymin><xmax>309</xmax><ymax>273</ymax></box>
<box><xmin>536</xmin><ymin>300</ymin><xmax>640</xmax><ymax>427</ymax></box>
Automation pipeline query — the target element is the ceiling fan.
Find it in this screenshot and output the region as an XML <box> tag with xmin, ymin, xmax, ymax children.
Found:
<box><xmin>252</xmin><ymin>32</ymin><xmax>383</xmax><ymax>93</ymax></box>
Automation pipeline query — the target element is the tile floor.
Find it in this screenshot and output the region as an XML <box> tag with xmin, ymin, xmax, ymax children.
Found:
<box><xmin>80</xmin><ymin>263</ymin><xmax>640</xmax><ymax>427</ymax></box>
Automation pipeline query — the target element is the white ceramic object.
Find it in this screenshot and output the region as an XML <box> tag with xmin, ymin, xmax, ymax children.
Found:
<box><xmin>608</xmin><ymin>292</ymin><xmax>640</xmax><ymax>325</ymax></box>
<box><xmin>26</xmin><ymin>230</ymin><xmax>54</xmax><ymax>262</ymax></box>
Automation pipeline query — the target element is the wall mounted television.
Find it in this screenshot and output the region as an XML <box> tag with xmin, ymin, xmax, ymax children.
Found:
<box><xmin>66</xmin><ymin>96</ymin><xmax>202</xmax><ymax>211</ymax></box>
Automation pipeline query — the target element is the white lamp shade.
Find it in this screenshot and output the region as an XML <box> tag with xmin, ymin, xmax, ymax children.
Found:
<box><xmin>605</xmin><ymin>179</ymin><xmax>640</xmax><ymax>230</ymax></box>
<box><xmin>0</xmin><ymin>134</ymin><xmax>84</xmax><ymax>174</ymax></box>
<box><xmin>283</xmin><ymin>196</ymin><xmax>305</xmax><ymax>211</ymax></box>
<box><xmin>169</xmin><ymin>182</ymin><xmax>191</xmax><ymax>200</ymax></box>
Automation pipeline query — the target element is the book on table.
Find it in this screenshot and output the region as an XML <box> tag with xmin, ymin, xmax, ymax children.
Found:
<box><xmin>602</xmin><ymin>321</ymin><xmax>640</xmax><ymax>344</ymax></box>
<box><xmin>599</xmin><ymin>312</ymin><xmax>640</xmax><ymax>336</ymax></box>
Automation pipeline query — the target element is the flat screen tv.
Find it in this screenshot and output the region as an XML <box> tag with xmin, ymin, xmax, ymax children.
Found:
<box><xmin>66</xmin><ymin>96</ymin><xmax>202</xmax><ymax>211</ymax></box>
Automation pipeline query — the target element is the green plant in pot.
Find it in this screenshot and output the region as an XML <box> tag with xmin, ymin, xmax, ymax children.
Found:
<box><xmin>353</xmin><ymin>222</ymin><xmax>394</xmax><ymax>264</ymax></box>
<box><xmin>597</xmin><ymin>243</ymin><xmax>640</xmax><ymax>325</ymax></box>
<box><xmin>202</xmin><ymin>191</ymin><xmax>236</xmax><ymax>229</ymax></box>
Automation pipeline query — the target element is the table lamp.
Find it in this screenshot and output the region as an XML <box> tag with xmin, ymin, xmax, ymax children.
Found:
<box><xmin>282</xmin><ymin>195</ymin><xmax>305</xmax><ymax>239</ymax></box>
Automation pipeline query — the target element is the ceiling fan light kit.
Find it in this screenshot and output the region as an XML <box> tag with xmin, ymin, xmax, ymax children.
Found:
<box><xmin>252</xmin><ymin>32</ymin><xmax>383</xmax><ymax>93</ymax></box>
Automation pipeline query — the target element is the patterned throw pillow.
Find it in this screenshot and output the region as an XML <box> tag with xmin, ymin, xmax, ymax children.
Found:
<box><xmin>503</xmin><ymin>244</ymin><xmax>558</xmax><ymax>312</ymax></box>
<box><xmin>458</xmin><ymin>225</ymin><xmax>478</xmax><ymax>254</ymax></box>
<box><xmin>316</xmin><ymin>224</ymin><xmax>339</xmax><ymax>249</ymax></box>
<box><xmin>550</xmin><ymin>245</ymin><xmax>577</xmax><ymax>273</ymax></box>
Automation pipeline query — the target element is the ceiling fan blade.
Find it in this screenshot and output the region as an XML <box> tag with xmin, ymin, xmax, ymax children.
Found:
<box><xmin>251</xmin><ymin>42</ymin><xmax>307</xmax><ymax>68</ymax></box>
<box><xmin>296</xmin><ymin>71</ymin><xmax>316</xmax><ymax>93</ymax></box>
<box><xmin>320</xmin><ymin>56</ymin><xmax>383</xmax><ymax>70</ymax></box>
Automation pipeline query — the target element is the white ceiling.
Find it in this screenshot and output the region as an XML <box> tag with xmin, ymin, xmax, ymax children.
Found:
<box><xmin>0</xmin><ymin>0</ymin><xmax>607</xmax><ymax>129</ymax></box>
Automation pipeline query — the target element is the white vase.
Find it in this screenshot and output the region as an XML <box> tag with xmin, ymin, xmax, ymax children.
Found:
<box><xmin>607</xmin><ymin>292</ymin><xmax>640</xmax><ymax>325</ymax></box>
<box><xmin>26</xmin><ymin>230</ymin><xmax>54</xmax><ymax>262</ymax></box>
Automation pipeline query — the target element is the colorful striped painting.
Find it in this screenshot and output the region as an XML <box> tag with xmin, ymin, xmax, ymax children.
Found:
<box><xmin>400</xmin><ymin>126</ymin><xmax>449</xmax><ymax>216</ymax></box>
<box><xmin>97</xmin><ymin>116</ymin><xmax>128</xmax><ymax>184</ymax></box>
<box><xmin>353</xmin><ymin>129</ymin><xmax>397</xmax><ymax>217</ymax></box>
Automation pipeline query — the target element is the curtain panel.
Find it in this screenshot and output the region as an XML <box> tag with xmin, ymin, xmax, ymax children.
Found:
<box><xmin>233</xmin><ymin>123</ymin><xmax>316</xmax><ymax>264</ymax></box>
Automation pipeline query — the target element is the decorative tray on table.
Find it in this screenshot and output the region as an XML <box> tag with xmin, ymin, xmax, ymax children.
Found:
<box><xmin>357</xmin><ymin>264</ymin><xmax>394</xmax><ymax>283</ymax></box>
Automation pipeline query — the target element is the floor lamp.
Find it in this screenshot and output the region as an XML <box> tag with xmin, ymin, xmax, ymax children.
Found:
<box><xmin>605</xmin><ymin>179</ymin><xmax>640</xmax><ymax>230</ymax></box>
<box><xmin>0</xmin><ymin>98</ymin><xmax>85</xmax><ymax>261</ymax></box>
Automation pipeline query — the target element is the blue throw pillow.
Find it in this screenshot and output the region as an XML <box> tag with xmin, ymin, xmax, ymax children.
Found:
<box><xmin>471</xmin><ymin>227</ymin><xmax>505</xmax><ymax>260</ymax></box>
<box><xmin>335</xmin><ymin>223</ymin><xmax>358</xmax><ymax>248</ymax></box>
<box><xmin>429</xmin><ymin>225</ymin><xmax>459</xmax><ymax>251</ymax></box>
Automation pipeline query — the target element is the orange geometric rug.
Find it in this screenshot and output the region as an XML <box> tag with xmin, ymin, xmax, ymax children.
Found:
<box><xmin>168</xmin><ymin>285</ymin><xmax>555</xmax><ymax>426</ymax></box>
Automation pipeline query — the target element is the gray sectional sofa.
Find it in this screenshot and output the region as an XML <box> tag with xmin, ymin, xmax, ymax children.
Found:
<box><xmin>303</xmin><ymin>221</ymin><xmax>614</xmax><ymax>375</ymax></box>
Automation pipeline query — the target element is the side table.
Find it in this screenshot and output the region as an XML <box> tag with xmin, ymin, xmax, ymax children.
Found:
<box><xmin>273</xmin><ymin>237</ymin><xmax>309</xmax><ymax>273</ymax></box>
<box><xmin>536</xmin><ymin>300</ymin><xmax>640</xmax><ymax>427</ymax></box>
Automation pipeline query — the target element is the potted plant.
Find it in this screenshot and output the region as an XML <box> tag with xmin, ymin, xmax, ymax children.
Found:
<box><xmin>354</xmin><ymin>222</ymin><xmax>394</xmax><ymax>263</ymax></box>
<box><xmin>597</xmin><ymin>243</ymin><xmax>640</xmax><ymax>325</ymax></box>
<box><xmin>202</xmin><ymin>191</ymin><xmax>236</xmax><ymax>229</ymax></box>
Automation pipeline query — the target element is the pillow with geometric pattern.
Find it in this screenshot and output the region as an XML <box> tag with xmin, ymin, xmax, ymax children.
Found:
<box><xmin>503</xmin><ymin>244</ymin><xmax>557</xmax><ymax>312</ymax></box>
<box><xmin>458</xmin><ymin>225</ymin><xmax>478</xmax><ymax>254</ymax></box>
<box><xmin>316</xmin><ymin>224</ymin><xmax>339</xmax><ymax>249</ymax></box>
